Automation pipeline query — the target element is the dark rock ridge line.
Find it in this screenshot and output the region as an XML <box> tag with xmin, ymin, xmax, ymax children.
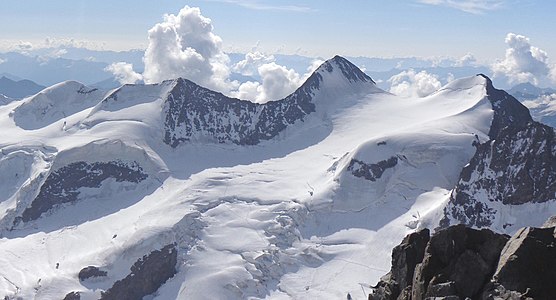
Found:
<box><xmin>18</xmin><ymin>160</ymin><xmax>148</xmax><ymax>223</ymax></box>
<box><xmin>100</xmin><ymin>244</ymin><xmax>178</xmax><ymax>300</ymax></box>
<box><xmin>163</xmin><ymin>55</ymin><xmax>373</xmax><ymax>147</ymax></box>
<box><xmin>369</xmin><ymin>222</ymin><xmax>556</xmax><ymax>300</ymax></box>
<box><xmin>441</xmin><ymin>75</ymin><xmax>556</xmax><ymax>228</ymax></box>
<box><xmin>347</xmin><ymin>156</ymin><xmax>399</xmax><ymax>181</ymax></box>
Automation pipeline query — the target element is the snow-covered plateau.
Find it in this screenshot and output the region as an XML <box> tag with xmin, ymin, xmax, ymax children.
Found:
<box><xmin>0</xmin><ymin>56</ymin><xmax>554</xmax><ymax>299</ymax></box>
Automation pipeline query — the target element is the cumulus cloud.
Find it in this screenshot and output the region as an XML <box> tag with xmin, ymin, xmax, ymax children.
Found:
<box><xmin>417</xmin><ymin>0</ymin><xmax>503</xmax><ymax>14</ymax></box>
<box><xmin>454</xmin><ymin>53</ymin><xmax>477</xmax><ymax>67</ymax></box>
<box><xmin>388</xmin><ymin>69</ymin><xmax>442</xmax><ymax>97</ymax></box>
<box><xmin>108</xmin><ymin>6</ymin><xmax>320</xmax><ymax>103</ymax></box>
<box><xmin>105</xmin><ymin>62</ymin><xmax>143</xmax><ymax>84</ymax></box>
<box><xmin>0</xmin><ymin>58</ymin><xmax>5</xmax><ymax>64</ymax></box>
<box><xmin>232</xmin><ymin>62</ymin><xmax>301</xmax><ymax>103</ymax></box>
<box><xmin>142</xmin><ymin>6</ymin><xmax>234</xmax><ymax>92</ymax></box>
<box><xmin>232</xmin><ymin>51</ymin><xmax>275</xmax><ymax>76</ymax></box>
<box><xmin>492</xmin><ymin>33</ymin><xmax>556</xmax><ymax>85</ymax></box>
<box><xmin>231</xmin><ymin>54</ymin><xmax>324</xmax><ymax>103</ymax></box>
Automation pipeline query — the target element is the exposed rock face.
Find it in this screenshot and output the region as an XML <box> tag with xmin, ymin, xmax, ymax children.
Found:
<box><xmin>369</xmin><ymin>222</ymin><xmax>556</xmax><ymax>300</ymax></box>
<box><xmin>441</xmin><ymin>76</ymin><xmax>556</xmax><ymax>228</ymax></box>
<box><xmin>370</xmin><ymin>225</ymin><xmax>509</xmax><ymax>300</ymax></box>
<box><xmin>347</xmin><ymin>156</ymin><xmax>398</xmax><ymax>182</ymax></box>
<box><xmin>19</xmin><ymin>160</ymin><xmax>148</xmax><ymax>223</ymax></box>
<box><xmin>492</xmin><ymin>227</ymin><xmax>556</xmax><ymax>299</ymax></box>
<box><xmin>101</xmin><ymin>244</ymin><xmax>178</xmax><ymax>300</ymax></box>
<box><xmin>78</xmin><ymin>266</ymin><xmax>107</xmax><ymax>281</ymax></box>
<box><xmin>163</xmin><ymin>56</ymin><xmax>373</xmax><ymax>147</ymax></box>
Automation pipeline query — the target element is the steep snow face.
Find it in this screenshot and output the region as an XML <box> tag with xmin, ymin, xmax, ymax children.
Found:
<box><xmin>0</xmin><ymin>56</ymin><xmax>551</xmax><ymax>300</ymax></box>
<box><xmin>12</xmin><ymin>81</ymin><xmax>106</xmax><ymax>130</ymax></box>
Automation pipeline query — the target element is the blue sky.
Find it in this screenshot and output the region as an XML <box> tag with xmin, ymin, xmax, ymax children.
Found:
<box><xmin>0</xmin><ymin>0</ymin><xmax>554</xmax><ymax>61</ymax></box>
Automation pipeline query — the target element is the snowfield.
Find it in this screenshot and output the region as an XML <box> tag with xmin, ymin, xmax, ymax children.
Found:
<box><xmin>0</xmin><ymin>57</ymin><xmax>553</xmax><ymax>299</ymax></box>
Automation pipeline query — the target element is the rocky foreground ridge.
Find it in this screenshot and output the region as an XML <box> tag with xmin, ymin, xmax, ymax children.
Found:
<box><xmin>369</xmin><ymin>217</ymin><xmax>556</xmax><ymax>300</ymax></box>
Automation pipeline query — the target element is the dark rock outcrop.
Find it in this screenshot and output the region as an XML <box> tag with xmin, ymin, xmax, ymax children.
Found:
<box><xmin>347</xmin><ymin>156</ymin><xmax>398</xmax><ymax>182</ymax></box>
<box><xmin>491</xmin><ymin>227</ymin><xmax>556</xmax><ymax>299</ymax></box>
<box><xmin>369</xmin><ymin>221</ymin><xmax>556</xmax><ymax>300</ymax></box>
<box><xmin>163</xmin><ymin>56</ymin><xmax>373</xmax><ymax>147</ymax></box>
<box><xmin>78</xmin><ymin>266</ymin><xmax>107</xmax><ymax>281</ymax></box>
<box><xmin>63</xmin><ymin>291</ymin><xmax>80</xmax><ymax>300</ymax></box>
<box><xmin>19</xmin><ymin>160</ymin><xmax>148</xmax><ymax>223</ymax></box>
<box><xmin>442</xmin><ymin>76</ymin><xmax>556</xmax><ymax>228</ymax></box>
<box><xmin>101</xmin><ymin>244</ymin><xmax>178</xmax><ymax>300</ymax></box>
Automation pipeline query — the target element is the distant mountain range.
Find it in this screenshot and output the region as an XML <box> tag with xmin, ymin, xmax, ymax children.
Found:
<box><xmin>0</xmin><ymin>76</ymin><xmax>45</xmax><ymax>99</ymax></box>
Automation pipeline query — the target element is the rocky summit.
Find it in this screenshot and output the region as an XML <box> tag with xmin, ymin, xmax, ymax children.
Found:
<box><xmin>369</xmin><ymin>219</ymin><xmax>556</xmax><ymax>300</ymax></box>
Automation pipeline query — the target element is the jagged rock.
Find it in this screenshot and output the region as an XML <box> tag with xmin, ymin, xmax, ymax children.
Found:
<box><xmin>101</xmin><ymin>244</ymin><xmax>178</xmax><ymax>300</ymax></box>
<box><xmin>19</xmin><ymin>160</ymin><xmax>148</xmax><ymax>222</ymax></box>
<box><xmin>62</xmin><ymin>291</ymin><xmax>80</xmax><ymax>300</ymax></box>
<box><xmin>369</xmin><ymin>225</ymin><xmax>509</xmax><ymax>300</ymax></box>
<box><xmin>368</xmin><ymin>229</ymin><xmax>429</xmax><ymax>300</ymax></box>
<box><xmin>348</xmin><ymin>156</ymin><xmax>398</xmax><ymax>182</ymax></box>
<box><xmin>441</xmin><ymin>77</ymin><xmax>556</xmax><ymax>228</ymax></box>
<box><xmin>391</xmin><ymin>228</ymin><xmax>430</xmax><ymax>292</ymax></box>
<box><xmin>368</xmin><ymin>275</ymin><xmax>398</xmax><ymax>300</ymax></box>
<box><xmin>493</xmin><ymin>226</ymin><xmax>556</xmax><ymax>299</ymax></box>
<box><xmin>413</xmin><ymin>225</ymin><xmax>508</xmax><ymax>299</ymax></box>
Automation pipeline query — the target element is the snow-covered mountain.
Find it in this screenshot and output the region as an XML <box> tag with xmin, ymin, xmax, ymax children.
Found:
<box><xmin>0</xmin><ymin>56</ymin><xmax>554</xmax><ymax>299</ymax></box>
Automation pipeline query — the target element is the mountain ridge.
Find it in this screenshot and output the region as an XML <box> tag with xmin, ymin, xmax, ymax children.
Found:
<box><xmin>0</xmin><ymin>56</ymin><xmax>554</xmax><ymax>299</ymax></box>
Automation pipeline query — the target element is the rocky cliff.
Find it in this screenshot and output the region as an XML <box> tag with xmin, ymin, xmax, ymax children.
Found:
<box><xmin>369</xmin><ymin>220</ymin><xmax>556</xmax><ymax>300</ymax></box>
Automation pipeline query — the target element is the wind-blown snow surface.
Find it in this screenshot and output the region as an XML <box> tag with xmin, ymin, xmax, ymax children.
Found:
<box><xmin>0</xmin><ymin>57</ymin><xmax>543</xmax><ymax>299</ymax></box>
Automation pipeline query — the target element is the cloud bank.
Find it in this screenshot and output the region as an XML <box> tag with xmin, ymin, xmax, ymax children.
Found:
<box><xmin>388</xmin><ymin>69</ymin><xmax>442</xmax><ymax>97</ymax></box>
<box><xmin>492</xmin><ymin>33</ymin><xmax>556</xmax><ymax>85</ymax></box>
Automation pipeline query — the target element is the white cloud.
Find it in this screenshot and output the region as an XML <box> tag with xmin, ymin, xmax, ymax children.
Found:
<box><xmin>232</xmin><ymin>51</ymin><xmax>274</xmax><ymax>76</ymax></box>
<box><xmin>142</xmin><ymin>6</ymin><xmax>234</xmax><ymax>92</ymax></box>
<box><xmin>417</xmin><ymin>0</ymin><xmax>503</xmax><ymax>14</ymax></box>
<box><xmin>388</xmin><ymin>69</ymin><xmax>442</xmax><ymax>97</ymax></box>
<box><xmin>492</xmin><ymin>33</ymin><xmax>556</xmax><ymax>85</ymax></box>
<box><xmin>233</xmin><ymin>62</ymin><xmax>301</xmax><ymax>103</ymax></box>
<box><xmin>454</xmin><ymin>53</ymin><xmax>477</xmax><ymax>67</ymax></box>
<box><xmin>109</xmin><ymin>6</ymin><xmax>320</xmax><ymax>103</ymax></box>
<box><xmin>0</xmin><ymin>58</ymin><xmax>5</xmax><ymax>64</ymax></box>
<box><xmin>105</xmin><ymin>62</ymin><xmax>143</xmax><ymax>84</ymax></box>
<box><xmin>231</xmin><ymin>55</ymin><xmax>324</xmax><ymax>103</ymax></box>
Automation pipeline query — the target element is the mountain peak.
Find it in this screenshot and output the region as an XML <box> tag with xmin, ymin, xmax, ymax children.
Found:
<box><xmin>317</xmin><ymin>55</ymin><xmax>375</xmax><ymax>84</ymax></box>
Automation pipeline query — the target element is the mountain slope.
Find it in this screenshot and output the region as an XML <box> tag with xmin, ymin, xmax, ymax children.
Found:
<box><xmin>0</xmin><ymin>56</ymin><xmax>553</xmax><ymax>299</ymax></box>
